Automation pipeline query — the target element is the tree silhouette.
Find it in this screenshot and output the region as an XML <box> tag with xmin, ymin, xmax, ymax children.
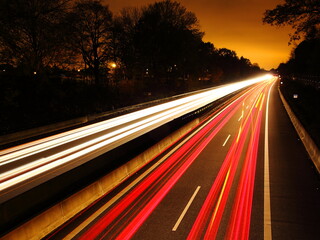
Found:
<box><xmin>0</xmin><ymin>0</ymin><xmax>263</xmax><ymax>135</ymax></box>
<box><xmin>0</xmin><ymin>0</ymin><xmax>71</xmax><ymax>76</ymax></box>
<box><xmin>293</xmin><ymin>39</ymin><xmax>320</xmax><ymax>74</ymax></box>
<box><xmin>263</xmin><ymin>0</ymin><xmax>320</xmax><ymax>43</ymax></box>
<box><xmin>279</xmin><ymin>39</ymin><xmax>320</xmax><ymax>75</ymax></box>
<box><xmin>133</xmin><ymin>0</ymin><xmax>204</xmax><ymax>83</ymax></box>
<box><xmin>112</xmin><ymin>7</ymin><xmax>142</xmax><ymax>80</ymax></box>
<box><xmin>71</xmin><ymin>0</ymin><xmax>113</xmax><ymax>85</ymax></box>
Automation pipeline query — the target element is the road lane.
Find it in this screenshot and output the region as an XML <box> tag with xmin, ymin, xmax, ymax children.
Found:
<box><xmin>264</xmin><ymin>80</ymin><xmax>273</xmax><ymax>240</ymax></box>
<box><xmin>187</xmin><ymin>84</ymin><xmax>269</xmax><ymax>240</ymax></box>
<box><xmin>172</xmin><ymin>185</ymin><xmax>201</xmax><ymax>231</ymax></box>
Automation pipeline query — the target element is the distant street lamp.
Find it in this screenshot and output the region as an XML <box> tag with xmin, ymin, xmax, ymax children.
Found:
<box><xmin>108</xmin><ymin>62</ymin><xmax>117</xmax><ymax>85</ymax></box>
<box><xmin>110</xmin><ymin>62</ymin><xmax>117</xmax><ymax>69</ymax></box>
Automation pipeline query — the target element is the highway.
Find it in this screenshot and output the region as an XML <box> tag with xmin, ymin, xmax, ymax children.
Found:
<box><xmin>0</xmin><ymin>75</ymin><xmax>270</xmax><ymax>203</ymax></box>
<box><xmin>2</xmin><ymin>75</ymin><xmax>320</xmax><ymax>239</ymax></box>
<box><xmin>46</xmin><ymin>79</ymin><xmax>274</xmax><ymax>239</ymax></box>
<box><xmin>40</xmin><ymin>77</ymin><xmax>320</xmax><ymax>239</ymax></box>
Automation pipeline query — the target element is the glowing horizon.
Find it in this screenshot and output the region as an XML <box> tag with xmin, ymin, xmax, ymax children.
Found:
<box><xmin>106</xmin><ymin>0</ymin><xmax>294</xmax><ymax>70</ymax></box>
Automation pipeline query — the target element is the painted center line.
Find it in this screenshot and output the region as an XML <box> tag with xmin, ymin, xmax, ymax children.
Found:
<box><xmin>172</xmin><ymin>186</ymin><xmax>201</xmax><ymax>231</ymax></box>
<box><xmin>264</xmin><ymin>81</ymin><xmax>274</xmax><ymax>240</ymax></box>
<box><xmin>222</xmin><ymin>134</ymin><xmax>231</xmax><ymax>147</ymax></box>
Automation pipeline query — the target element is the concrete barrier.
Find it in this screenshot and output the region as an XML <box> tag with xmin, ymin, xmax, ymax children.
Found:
<box><xmin>0</xmin><ymin>90</ymin><xmax>199</xmax><ymax>147</ymax></box>
<box><xmin>2</xmin><ymin>118</ymin><xmax>199</xmax><ymax>240</ymax></box>
<box><xmin>278</xmin><ymin>87</ymin><xmax>320</xmax><ymax>174</ymax></box>
<box><xmin>0</xmin><ymin>116</ymin><xmax>89</xmax><ymax>146</ymax></box>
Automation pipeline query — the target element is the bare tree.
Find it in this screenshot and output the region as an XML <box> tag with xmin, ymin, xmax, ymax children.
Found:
<box><xmin>71</xmin><ymin>0</ymin><xmax>113</xmax><ymax>85</ymax></box>
<box><xmin>0</xmin><ymin>0</ymin><xmax>71</xmax><ymax>76</ymax></box>
<box><xmin>112</xmin><ymin>7</ymin><xmax>142</xmax><ymax>79</ymax></box>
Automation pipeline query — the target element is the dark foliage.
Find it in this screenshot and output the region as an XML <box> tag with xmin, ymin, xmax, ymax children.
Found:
<box><xmin>266</xmin><ymin>1</ymin><xmax>320</xmax><ymax>147</ymax></box>
<box><xmin>0</xmin><ymin>0</ymin><xmax>72</xmax><ymax>76</ymax></box>
<box><xmin>0</xmin><ymin>0</ymin><xmax>262</xmax><ymax>135</ymax></box>
<box><xmin>277</xmin><ymin>38</ymin><xmax>320</xmax><ymax>76</ymax></box>
<box><xmin>263</xmin><ymin>0</ymin><xmax>320</xmax><ymax>43</ymax></box>
<box><xmin>69</xmin><ymin>0</ymin><xmax>113</xmax><ymax>85</ymax></box>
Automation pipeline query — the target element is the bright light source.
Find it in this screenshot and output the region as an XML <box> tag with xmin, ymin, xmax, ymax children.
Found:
<box><xmin>110</xmin><ymin>63</ymin><xmax>117</xmax><ymax>68</ymax></box>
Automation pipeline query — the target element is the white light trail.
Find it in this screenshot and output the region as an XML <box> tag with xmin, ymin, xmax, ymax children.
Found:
<box><xmin>0</xmin><ymin>74</ymin><xmax>273</xmax><ymax>202</ymax></box>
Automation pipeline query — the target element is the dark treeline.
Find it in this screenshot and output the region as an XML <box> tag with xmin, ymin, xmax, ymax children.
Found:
<box><xmin>263</xmin><ymin>0</ymin><xmax>320</xmax><ymax>76</ymax></box>
<box><xmin>277</xmin><ymin>39</ymin><xmax>320</xmax><ymax>77</ymax></box>
<box><xmin>264</xmin><ymin>0</ymin><xmax>320</xmax><ymax>146</ymax></box>
<box><xmin>0</xmin><ymin>0</ymin><xmax>262</xmax><ymax>135</ymax></box>
<box><xmin>275</xmin><ymin>38</ymin><xmax>320</xmax><ymax>147</ymax></box>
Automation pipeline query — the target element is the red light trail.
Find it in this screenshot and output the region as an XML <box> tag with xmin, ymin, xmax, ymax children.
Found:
<box><xmin>78</xmin><ymin>87</ymin><xmax>246</xmax><ymax>239</ymax></box>
<box><xmin>44</xmin><ymin>77</ymin><xmax>276</xmax><ymax>239</ymax></box>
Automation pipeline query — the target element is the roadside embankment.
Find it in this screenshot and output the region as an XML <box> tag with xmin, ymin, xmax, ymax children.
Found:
<box><xmin>278</xmin><ymin>86</ymin><xmax>320</xmax><ymax>174</ymax></box>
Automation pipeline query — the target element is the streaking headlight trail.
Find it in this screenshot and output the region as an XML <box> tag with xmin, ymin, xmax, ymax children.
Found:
<box><xmin>0</xmin><ymin>74</ymin><xmax>273</xmax><ymax>203</ymax></box>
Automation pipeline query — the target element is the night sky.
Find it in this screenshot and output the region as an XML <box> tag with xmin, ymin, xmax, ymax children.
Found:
<box><xmin>105</xmin><ymin>0</ymin><xmax>294</xmax><ymax>70</ymax></box>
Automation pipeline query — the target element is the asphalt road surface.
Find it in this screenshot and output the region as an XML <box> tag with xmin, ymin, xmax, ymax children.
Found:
<box><xmin>44</xmin><ymin>79</ymin><xmax>320</xmax><ymax>239</ymax></box>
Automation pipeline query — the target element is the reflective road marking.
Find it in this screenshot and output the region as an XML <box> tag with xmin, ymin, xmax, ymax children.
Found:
<box><xmin>172</xmin><ymin>186</ymin><xmax>201</xmax><ymax>231</ymax></box>
<box><xmin>222</xmin><ymin>134</ymin><xmax>231</xmax><ymax>147</ymax></box>
<box><xmin>264</xmin><ymin>81</ymin><xmax>274</xmax><ymax>240</ymax></box>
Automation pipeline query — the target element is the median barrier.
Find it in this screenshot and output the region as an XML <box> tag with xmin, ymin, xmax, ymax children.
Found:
<box><xmin>2</xmin><ymin>118</ymin><xmax>199</xmax><ymax>240</ymax></box>
<box><xmin>0</xmin><ymin>90</ymin><xmax>196</xmax><ymax>147</ymax></box>
<box><xmin>278</xmin><ymin>87</ymin><xmax>320</xmax><ymax>174</ymax></box>
<box><xmin>0</xmin><ymin>116</ymin><xmax>89</xmax><ymax>147</ymax></box>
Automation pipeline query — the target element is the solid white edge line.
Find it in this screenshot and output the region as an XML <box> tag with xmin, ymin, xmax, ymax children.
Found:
<box><xmin>172</xmin><ymin>186</ymin><xmax>201</xmax><ymax>231</ymax></box>
<box><xmin>222</xmin><ymin>134</ymin><xmax>231</xmax><ymax>147</ymax></box>
<box><xmin>264</xmin><ymin>80</ymin><xmax>275</xmax><ymax>240</ymax></box>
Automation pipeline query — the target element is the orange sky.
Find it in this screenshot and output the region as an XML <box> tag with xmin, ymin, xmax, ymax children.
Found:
<box><xmin>105</xmin><ymin>0</ymin><xmax>294</xmax><ymax>70</ymax></box>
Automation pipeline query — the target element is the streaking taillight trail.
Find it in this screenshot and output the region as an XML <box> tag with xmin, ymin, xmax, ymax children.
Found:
<box><xmin>78</xmin><ymin>86</ymin><xmax>247</xmax><ymax>239</ymax></box>
<box><xmin>187</xmin><ymin>85</ymin><xmax>260</xmax><ymax>239</ymax></box>
<box><xmin>187</xmin><ymin>82</ymin><xmax>272</xmax><ymax>239</ymax></box>
<box><xmin>71</xmin><ymin>78</ymin><xmax>276</xmax><ymax>239</ymax></box>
